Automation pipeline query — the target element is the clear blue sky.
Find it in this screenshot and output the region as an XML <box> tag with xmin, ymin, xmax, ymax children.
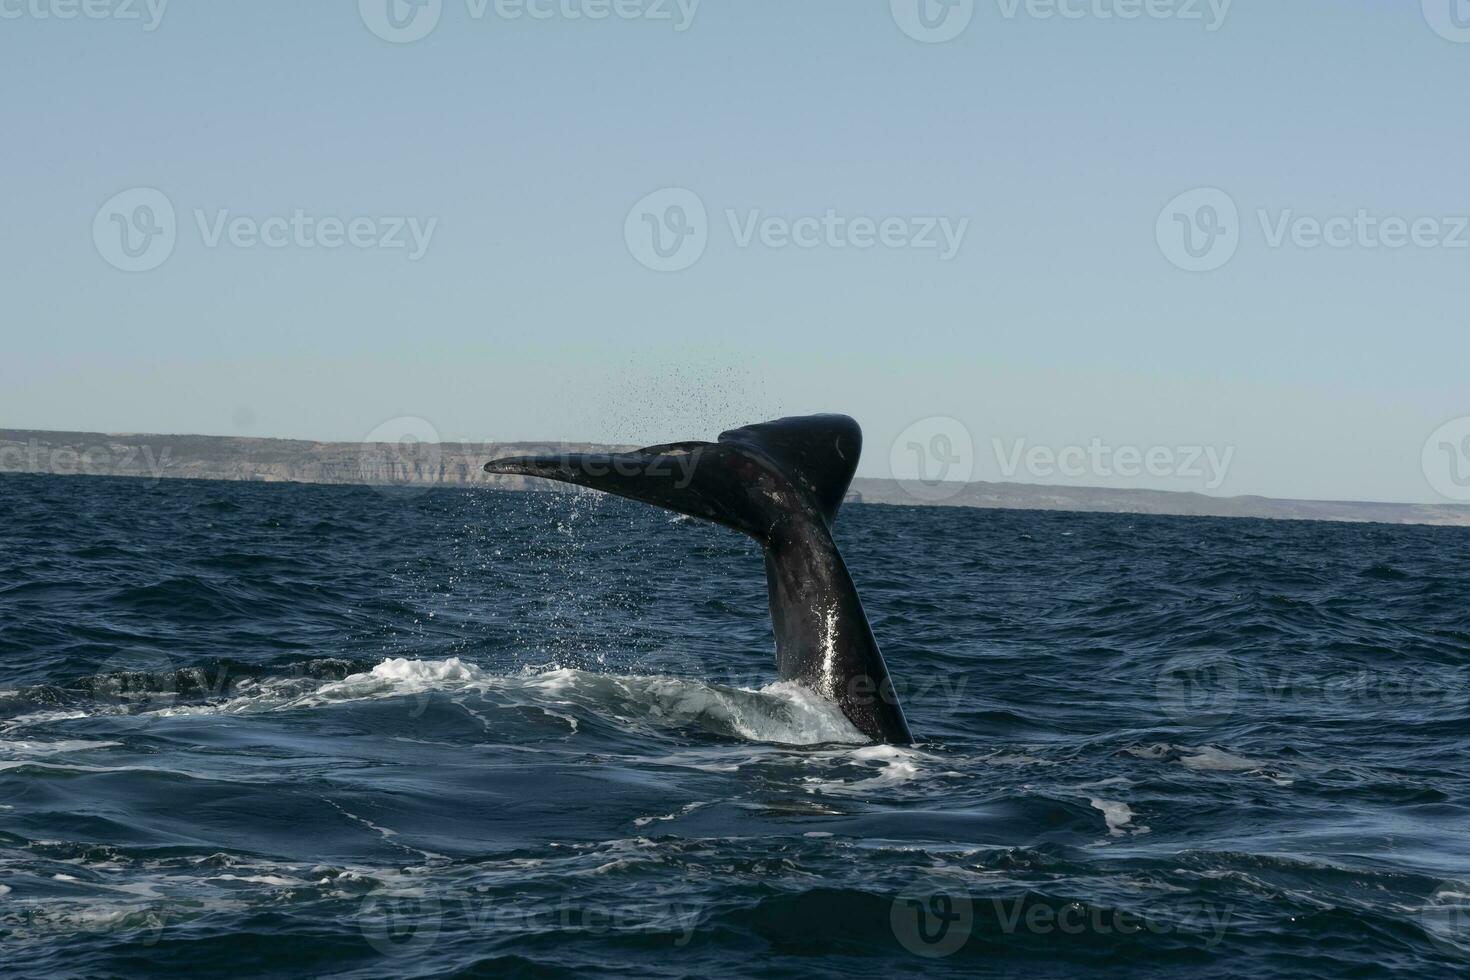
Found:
<box><xmin>3</xmin><ymin>1</ymin><xmax>1467</xmax><ymax>503</ymax></box>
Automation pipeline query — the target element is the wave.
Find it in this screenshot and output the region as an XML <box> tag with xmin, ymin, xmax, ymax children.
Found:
<box><xmin>23</xmin><ymin>657</ymin><xmax>867</xmax><ymax>748</ymax></box>
<box><xmin>322</xmin><ymin>658</ymin><xmax>867</xmax><ymax>746</ymax></box>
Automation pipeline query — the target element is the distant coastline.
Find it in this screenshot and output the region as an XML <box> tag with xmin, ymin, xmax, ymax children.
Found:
<box><xmin>3</xmin><ymin>428</ymin><xmax>1468</xmax><ymax>528</ymax></box>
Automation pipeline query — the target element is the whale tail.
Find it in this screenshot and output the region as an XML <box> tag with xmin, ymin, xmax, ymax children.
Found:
<box><xmin>484</xmin><ymin>414</ymin><xmax>912</xmax><ymax>744</ymax></box>
<box><xmin>484</xmin><ymin>415</ymin><xmax>860</xmax><ymax>535</ymax></box>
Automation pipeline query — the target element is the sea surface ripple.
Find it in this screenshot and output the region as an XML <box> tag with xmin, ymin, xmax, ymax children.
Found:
<box><xmin>2</xmin><ymin>473</ymin><xmax>1469</xmax><ymax>978</ymax></box>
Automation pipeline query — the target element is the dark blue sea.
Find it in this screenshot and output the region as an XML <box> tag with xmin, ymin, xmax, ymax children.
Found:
<box><xmin>3</xmin><ymin>473</ymin><xmax>1470</xmax><ymax>978</ymax></box>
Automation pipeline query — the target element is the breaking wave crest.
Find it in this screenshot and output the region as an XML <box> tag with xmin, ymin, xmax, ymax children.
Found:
<box><xmin>13</xmin><ymin>658</ymin><xmax>867</xmax><ymax>748</ymax></box>
<box><xmin>318</xmin><ymin>658</ymin><xmax>865</xmax><ymax>745</ymax></box>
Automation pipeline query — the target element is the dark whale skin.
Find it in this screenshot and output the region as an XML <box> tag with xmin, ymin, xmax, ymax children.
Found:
<box><xmin>484</xmin><ymin>414</ymin><xmax>912</xmax><ymax>744</ymax></box>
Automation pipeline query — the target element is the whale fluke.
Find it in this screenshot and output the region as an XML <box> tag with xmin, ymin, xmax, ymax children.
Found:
<box><xmin>484</xmin><ymin>414</ymin><xmax>912</xmax><ymax>744</ymax></box>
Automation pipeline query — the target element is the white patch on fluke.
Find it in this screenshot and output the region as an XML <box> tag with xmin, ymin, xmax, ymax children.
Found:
<box><xmin>820</xmin><ymin>605</ymin><xmax>839</xmax><ymax>697</ymax></box>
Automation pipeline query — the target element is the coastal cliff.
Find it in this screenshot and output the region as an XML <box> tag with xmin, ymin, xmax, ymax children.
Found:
<box><xmin>3</xmin><ymin>429</ymin><xmax>1468</xmax><ymax>527</ymax></box>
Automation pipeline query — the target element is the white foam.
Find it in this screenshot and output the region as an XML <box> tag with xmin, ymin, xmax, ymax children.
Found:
<box><xmin>1124</xmin><ymin>743</ymin><xmax>1175</xmax><ymax>760</ymax></box>
<box><xmin>0</xmin><ymin>739</ymin><xmax>121</xmax><ymax>757</ymax></box>
<box><xmin>1126</xmin><ymin>742</ymin><xmax>1269</xmax><ymax>774</ymax></box>
<box><xmin>7</xmin><ymin>657</ymin><xmax>866</xmax><ymax>748</ymax></box>
<box><xmin>358</xmin><ymin>656</ymin><xmax>488</xmax><ymax>686</ymax></box>
<box><xmin>205</xmin><ymin>873</ymin><xmax>303</xmax><ymax>887</ymax></box>
<box><xmin>633</xmin><ymin>801</ymin><xmax>708</xmax><ymax>828</ymax></box>
<box><xmin>4</xmin><ymin>709</ymin><xmax>94</xmax><ymax>729</ymax></box>
<box><xmin>510</xmin><ymin>668</ymin><xmax>864</xmax><ymax>745</ymax></box>
<box><xmin>1076</xmin><ymin>776</ymin><xmax>1134</xmax><ymax>789</ymax></box>
<box><xmin>983</xmin><ymin>752</ymin><xmax>1056</xmax><ymax>767</ymax></box>
<box><xmin>1178</xmin><ymin>746</ymin><xmax>1262</xmax><ymax>772</ymax></box>
<box><xmin>1090</xmin><ymin>798</ymin><xmax>1142</xmax><ymax>836</ymax></box>
<box><xmin>804</xmin><ymin>743</ymin><xmax>929</xmax><ymax>796</ymax></box>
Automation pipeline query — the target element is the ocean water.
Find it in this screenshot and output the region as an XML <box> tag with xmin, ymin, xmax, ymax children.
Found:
<box><xmin>2</xmin><ymin>472</ymin><xmax>1470</xmax><ymax>978</ymax></box>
